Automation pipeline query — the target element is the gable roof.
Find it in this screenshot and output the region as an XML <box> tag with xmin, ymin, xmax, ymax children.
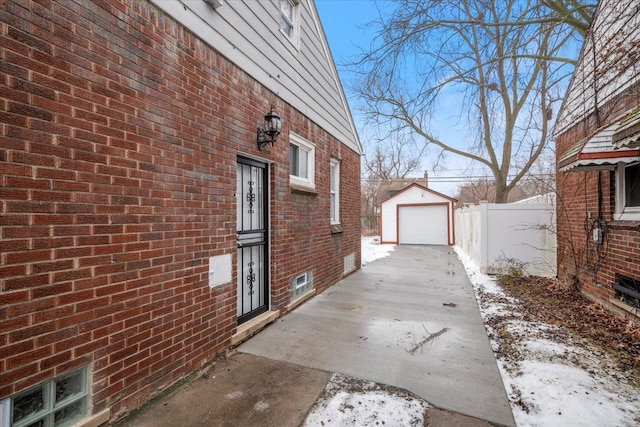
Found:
<box><xmin>151</xmin><ymin>0</ymin><xmax>362</xmax><ymax>155</ymax></box>
<box><xmin>379</xmin><ymin>183</ymin><xmax>458</xmax><ymax>206</ymax></box>
<box><xmin>376</xmin><ymin>177</ymin><xmax>429</xmax><ymax>205</ymax></box>
<box><xmin>553</xmin><ymin>0</ymin><xmax>640</xmax><ymax>138</ymax></box>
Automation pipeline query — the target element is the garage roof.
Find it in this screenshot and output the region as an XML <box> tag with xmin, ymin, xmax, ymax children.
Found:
<box><xmin>379</xmin><ymin>183</ymin><xmax>457</xmax><ymax>206</ymax></box>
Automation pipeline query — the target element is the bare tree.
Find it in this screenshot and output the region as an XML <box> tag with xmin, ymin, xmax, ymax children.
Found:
<box><xmin>455</xmin><ymin>178</ymin><xmax>528</xmax><ymax>205</ymax></box>
<box><xmin>361</xmin><ymin>133</ymin><xmax>428</xmax><ymax>232</ymax></box>
<box><xmin>364</xmin><ymin>133</ymin><xmax>428</xmax><ymax>180</ymax></box>
<box><xmin>360</xmin><ymin>175</ymin><xmax>381</xmax><ymax>233</ymax></box>
<box><xmin>456</xmin><ymin>178</ymin><xmax>496</xmax><ymax>205</ymax></box>
<box><xmin>353</xmin><ymin>0</ymin><xmax>595</xmax><ymax>202</ymax></box>
<box><xmin>540</xmin><ymin>0</ymin><xmax>595</xmax><ymax>37</ymax></box>
<box><xmin>519</xmin><ymin>149</ymin><xmax>557</xmax><ymax>197</ymax></box>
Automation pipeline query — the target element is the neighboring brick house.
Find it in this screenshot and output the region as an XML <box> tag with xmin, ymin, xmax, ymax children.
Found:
<box><xmin>376</xmin><ymin>174</ymin><xmax>430</xmax><ymax>206</ymax></box>
<box><xmin>455</xmin><ymin>181</ymin><xmax>528</xmax><ymax>207</ymax></box>
<box><xmin>554</xmin><ymin>0</ymin><xmax>640</xmax><ymax>320</ymax></box>
<box><xmin>0</xmin><ymin>0</ymin><xmax>362</xmax><ymax>425</ymax></box>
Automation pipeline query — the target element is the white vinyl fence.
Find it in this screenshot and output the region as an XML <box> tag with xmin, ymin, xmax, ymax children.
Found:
<box><xmin>455</xmin><ymin>201</ymin><xmax>557</xmax><ymax>277</ymax></box>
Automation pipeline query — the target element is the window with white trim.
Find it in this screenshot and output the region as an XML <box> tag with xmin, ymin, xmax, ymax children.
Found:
<box><xmin>279</xmin><ymin>0</ymin><xmax>298</xmax><ymax>43</ymax></box>
<box><xmin>2</xmin><ymin>368</ymin><xmax>88</xmax><ymax>427</ymax></box>
<box><xmin>289</xmin><ymin>133</ymin><xmax>315</xmax><ymax>188</ymax></box>
<box><xmin>291</xmin><ymin>271</ymin><xmax>313</xmax><ymax>300</ymax></box>
<box><xmin>330</xmin><ymin>159</ymin><xmax>340</xmax><ymax>223</ymax></box>
<box><xmin>615</xmin><ymin>162</ymin><xmax>640</xmax><ymax>220</ymax></box>
<box><xmin>294</xmin><ymin>272</ymin><xmax>308</xmax><ymax>289</ymax></box>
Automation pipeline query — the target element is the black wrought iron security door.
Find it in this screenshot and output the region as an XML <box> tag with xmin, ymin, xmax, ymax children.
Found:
<box><xmin>236</xmin><ymin>157</ymin><xmax>268</xmax><ymax>323</ymax></box>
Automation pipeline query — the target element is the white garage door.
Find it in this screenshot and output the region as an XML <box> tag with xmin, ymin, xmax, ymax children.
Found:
<box><xmin>398</xmin><ymin>205</ymin><xmax>448</xmax><ymax>245</ymax></box>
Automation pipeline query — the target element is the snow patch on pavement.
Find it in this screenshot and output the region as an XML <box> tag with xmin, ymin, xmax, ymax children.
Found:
<box><xmin>361</xmin><ymin>236</ymin><xmax>394</xmax><ymax>266</ymax></box>
<box><xmin>304</xmin><ymin>240</ymin><xmax>640</xmax><ymax>427</ymax></box>
<box><xmin>302</xmin><ymin>374</ymin><xmax>428</xmax><ymax>427</ymax></box>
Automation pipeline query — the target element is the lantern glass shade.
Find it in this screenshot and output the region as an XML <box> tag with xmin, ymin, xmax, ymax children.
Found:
<box><xmin>264</xmin><ymin>106</ymin><xmax>282</xmax><ymax>135</ymax></box>
<box><xmin>257</xmin><ymin>105</ymin><xmax>282</xmax><ymax>150</ymax></box>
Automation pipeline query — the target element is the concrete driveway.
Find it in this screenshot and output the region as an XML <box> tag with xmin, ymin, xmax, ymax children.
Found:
<box><xmin>239</xmin><ymin>245</ymin><xmax>516</xmax><ymax>426</ymax></box>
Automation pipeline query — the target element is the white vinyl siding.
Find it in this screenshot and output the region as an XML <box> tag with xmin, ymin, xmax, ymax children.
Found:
<box><xmin>151</xmin><ymin>0</ymin><xmax>361</xmax><ymax>154</ymax></box>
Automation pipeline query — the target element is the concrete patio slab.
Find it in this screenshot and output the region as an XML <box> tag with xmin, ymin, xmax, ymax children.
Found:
<box><xmin>239</xmin><ymin>245</ymin><xmax>516</xmax><ymax>426</ymax></box>
<box><xmin>120</xmin><ymin>353</ymin><xmax>331</xmax><ymax>427</ymax></box>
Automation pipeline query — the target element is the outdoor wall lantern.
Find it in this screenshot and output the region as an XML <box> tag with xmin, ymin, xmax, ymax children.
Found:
<box><xmin>257</xmin><ymin>105</ymin><xmax>282</xmax><ymax>150</ymax></box>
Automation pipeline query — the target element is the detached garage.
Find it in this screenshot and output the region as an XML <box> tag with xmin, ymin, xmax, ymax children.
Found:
<box><xmin>380</xmin><ymin>184</ymin><xmax>457</xmax><ymax>245</ymax></box>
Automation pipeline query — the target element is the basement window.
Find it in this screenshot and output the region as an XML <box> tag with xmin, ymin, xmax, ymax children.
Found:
<box><xmin>613</xmin><ymin>274</ymin><xmax>640</xmax><ymax>310</ymax></box>
<box><xmin>291</xmin><ymin>271</ymin><xmax>313</xmax><ymax>300</ymax></box>
<box><xmin>295</xmin><ymin>272</ymin><xmax>308</xmax><ymax>289</ymax></box>
<box><xmin>2</xmin><ymin>368</ymin><xmax>88</xmax><ymax>427</ymax></box>
<box><xmin>343</xmin><ymin>253</ymin><xmax>356</xmax><ymax>275</ymax></box>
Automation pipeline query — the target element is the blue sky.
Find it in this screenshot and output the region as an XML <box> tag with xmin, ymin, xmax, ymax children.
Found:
<box><xmin>315</xmin><ymin>0</ymin><xmax>382</xmax><ymax>64</ymax></box>
<box><xmin>315</xmin><ymin>0</ymin><xmax>466</xmax><ymax>196</ymax></box>
<box><xmin>314</xmin><ymin>1</ymin><xmax>575</xmax><ymax>197</ymax></box>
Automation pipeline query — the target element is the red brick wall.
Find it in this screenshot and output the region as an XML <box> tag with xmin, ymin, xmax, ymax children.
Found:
<box><xmin>0</xmin><ymin>0</ymin><xmax>360</xmax><ymax>420</ymax></box>
<box><xmin>556</xmin><ymin>88</ymin><xmax>640</xmax><ymax>320</ymax></box>
<box><xmin>271</xmin><ymin>109</ymin><xmax>361</xmax><ymax>309</ymax></box>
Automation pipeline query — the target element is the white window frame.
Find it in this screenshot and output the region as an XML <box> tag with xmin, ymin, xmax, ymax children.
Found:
<box><xmin>1</xmin><ymin>398</ymin><xmax>10</xmax><ymax>427</ymax></box>
<box><xmin>330</xmin><ymin>159</ymin><xmax>340</xmax><ymax>224</ymax></box>
<box><xmin>289</xmin><ymin>133</ymin><xmax>315</xmax><ymax>189</ymax></box>
<box><xmin>279</xmin><ymin>0</ymin><xmax>299</xmax><ymax>47</ymax></box>
<box><xmin>290</xmin><ymin>270</ymin><xmax>313</xmax><ymax>300</ymax></box>
<box><xmin>615</xmin><ymin>161</ymin><xmax>640</xmax><ymax>221</ymax></box>
<box><xmin>294</xmin><ymin>272</ymin><xmax>308</xmax><ymax>289</ymax></box>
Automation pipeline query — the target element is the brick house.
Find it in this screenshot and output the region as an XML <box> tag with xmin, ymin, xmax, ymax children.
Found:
<box><xmin>0</xmin><ymin>0</ymin><xmax>362</xmax><ymax>425</ymax></box>
<box><xmin>555</xmin><ymin>0</ymin><xmax>640</xmax><ymax>320</ymax></box>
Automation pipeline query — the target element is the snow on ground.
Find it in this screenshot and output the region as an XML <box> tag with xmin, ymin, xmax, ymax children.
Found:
<box><xmin>361</xmin><ymin>236</ymin><xmax>395</xmax><ymax>266</ymax></box>
<box><xmin>302</xmin><ymin>373</ymin><xmax>428</xmax><ymax>427</ymax></box>
<box><xmin>304</xmin><ymin>239</ymin><xmax>640</xmax><ymax>427</ymax></box>
<box><xmin>454</xmin><ymin>246</ymin><xmax>640</xmax><ymax>427</ymax></box>
<box><xmin>305</xmin><ymin>238</ymin><xmax>424</xmax><ymax>427</ymax></box>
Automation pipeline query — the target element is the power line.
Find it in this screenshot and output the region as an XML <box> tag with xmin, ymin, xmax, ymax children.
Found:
<box><xmin>361</xmin><ymin>173</ymin><xmax>555</xmax><ymax>182</ymax></box>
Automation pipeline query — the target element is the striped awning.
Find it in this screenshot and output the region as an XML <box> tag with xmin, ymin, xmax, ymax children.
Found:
<box><xmin>559</xmin><ymin>121</ymin><xmax>640</xmax><ymax>172</ymax></box>
<box><xmin>613</xmin><ymin>106</ymin><xmax>640</xmax><ymax>149</ymax></box>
